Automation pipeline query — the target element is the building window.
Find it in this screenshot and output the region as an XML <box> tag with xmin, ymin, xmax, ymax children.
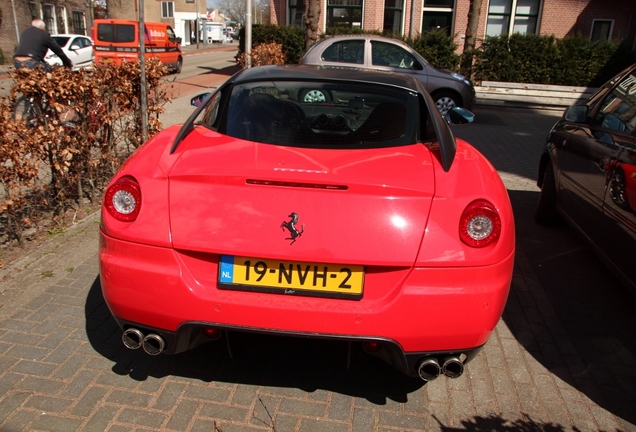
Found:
<box><xmin>29</xmin><ymin>2</ymin><xmax>39</xmax><ymax>19</ymax></box>
<box><xmin>422</xmin><ymin>0</ymin><xmax>454</xmax><ymax>35</ymax></box>
<box><xmin>72</xmin><ymin>11</ymin><xmax>86</xmax><ymax>35</ymax></box>
<box><xmin>289</xmin><ymin>0</ymin><xmax>306</xmax><ymax>28</ymax></box>
<box><xmin>43</xmin><ymin>4</ymin><xmax>56</xmax><ymax>34</ymax></box>
<box><xmin>162</xmin><ymin>2</ymin><xmax>175</xmax><ymax>18</ymax></box>
<box><xmin>57</xmin><ymin>6</ymin><xmax>67</xmax><ymax>34</ymax></box>
<box><xmin>326</xmin><ymin>0</ymin><xmax>363</xmax><ymax>29</ymax></box>
<box><xmin>384</xmin><ymin>0</ymin><xmax>403</xmax><ymax>36</ymax></box>
<box><xmin>486</xmin><ymin>0</ymin><xmax>541</xmax><ymax>36</ymax></box>
<box><xmin>591</xmin><ymin>20</ymin><xmax>613</xmax><ymax>41</ymax></box>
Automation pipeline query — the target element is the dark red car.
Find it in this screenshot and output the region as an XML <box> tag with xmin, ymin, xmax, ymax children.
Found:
<box><xmin>536</xmin><ymin>64</ymin><xmax>636</xmax><ymax>295</ymax></box>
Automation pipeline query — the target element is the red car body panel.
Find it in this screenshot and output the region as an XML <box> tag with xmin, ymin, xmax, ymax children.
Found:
<box><xmin>99</xmin><ymin>233</ymin><xmax>513</xmax><ymax>352</ymax></box>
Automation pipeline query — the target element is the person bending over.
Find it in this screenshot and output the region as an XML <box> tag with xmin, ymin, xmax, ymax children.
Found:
<box><xmin>13</xmin><ymin>19</ymin><xmax>73</xmax><ymax>71</ymax></box>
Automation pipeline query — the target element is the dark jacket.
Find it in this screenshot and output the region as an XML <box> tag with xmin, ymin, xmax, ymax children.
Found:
<box><xmin>14</xmin><ymin>26</ymin><xmax>73</xmax><ymax>67</ymax></box>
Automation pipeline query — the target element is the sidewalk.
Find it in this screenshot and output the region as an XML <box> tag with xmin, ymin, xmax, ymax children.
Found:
<box><xmin>0</xmin><ymin>103</ymin><xmax>635</xmax><ymax>431</ymax></box>
<box><xmin>0</xmin><ymin>42</ymin><xmax>236</xmax><ymax>80</ymax></box>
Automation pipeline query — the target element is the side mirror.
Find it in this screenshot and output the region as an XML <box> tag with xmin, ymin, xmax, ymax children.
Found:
<box><xmin>70</xmin><ymin>44</ymin><xmax>80</xmax><ymax>51</ymax></box>
<box><xmin>564</xmin><ymin>105</ymin><xmax>588</xmax><ymax>123</ymax></box>
<box><xmin>176</xmin><ymin>37</ymin><xmax>182</xmax><ymax>45</ymax></box>
<box><xmin>191</xmin><ymin>93</ymin><xmax>212</xmax><ymax>107</ymax></box>
<box><xmin>445</xmin><ymin>107</ymin><xmax>475</xmax><ymax>125</ymax></box>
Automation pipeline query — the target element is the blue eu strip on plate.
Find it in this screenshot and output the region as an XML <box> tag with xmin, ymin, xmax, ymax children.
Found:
<box><xmin>219</xmin><ymin>255</ymin><xmax>234</xmax><ymax>283</ymax></box>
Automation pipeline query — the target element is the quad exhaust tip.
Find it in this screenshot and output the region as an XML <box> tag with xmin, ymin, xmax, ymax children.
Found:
<box><xmin>122</xmin><ymin>328</ymin><xmax>166</xmax><ymax>355</ymax></box>
<box><xmin>142</xmin><ymin>334</ymin><xmax>165</xmax><ymax>355</ymax></box>
<box><xmin>417</xmin><ymin>356</ymin><xmax>465</xmax><ymax>381</ymax></box>
<box><xmin>122</xmin><ymin>328</ymin><xmax>144</xmax><ymax>350</ymax></box>
<box><xmin>442</xmin><ymin>356</ymin><xmax>464</xmax><ymax>379</ymax></box>
<box><xmin>417</xmin><ymin>357</ymin><xmax>441</xmax><ymax>382</ymax></box>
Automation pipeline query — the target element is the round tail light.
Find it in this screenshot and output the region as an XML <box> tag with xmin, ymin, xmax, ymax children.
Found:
<box><xmin>104</xmin><ymin>176</ymin><xmax>142</xmax><ymax>222</ymax></box>
<box><xmin>459</xmin><ymin>199</ymin><xmax>501</xmax><ymax>248</ymax></box>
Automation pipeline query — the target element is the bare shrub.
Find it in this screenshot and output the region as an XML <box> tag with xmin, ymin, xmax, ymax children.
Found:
<box><xmin>236</xmin><ymin>42</ymin><xmax>286</xmax><ymax>68</ymax></box>
<box><xmin>0</xmin><ymin>59</ymin><xmax>170</xmax><ymax>256</ymax></box>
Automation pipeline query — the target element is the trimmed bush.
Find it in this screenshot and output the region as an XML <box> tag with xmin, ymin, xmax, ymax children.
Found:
<box><xmin>236</xmin><ymin>42</ymin><xmax>286</xmax><ymax>68</ymax></box>
<box><xmin>406</xmin><ymin>29</ymin><xmax>461</xmax><ymax>71</ymax></box>
<box><xmin>238</xmin><ymin>25</ymin><xmax>305</xmax><ymax>64</ymax></box>
<box><xmin>473</xmin><ymin>33</ymin><xmax>635</xmax><ymax>86</ymax></box>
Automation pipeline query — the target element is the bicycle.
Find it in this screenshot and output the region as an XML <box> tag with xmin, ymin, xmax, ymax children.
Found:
<box><xmin>12</xmin><ymin>93</ymin><xmax>48</xmax><ymax>128</ymax></box>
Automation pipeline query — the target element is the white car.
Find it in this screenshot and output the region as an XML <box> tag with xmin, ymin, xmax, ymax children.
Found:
<box><xmin>46</xmin><ymin>34</ymin><xmax>94</xmax><ymax>71</ymax></box>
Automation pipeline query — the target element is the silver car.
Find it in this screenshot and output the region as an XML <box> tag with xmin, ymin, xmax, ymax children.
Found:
<box><xmin>300</xmin><ymin>34</ymin><xmax>475</xmax><ymax>116</ymax></box>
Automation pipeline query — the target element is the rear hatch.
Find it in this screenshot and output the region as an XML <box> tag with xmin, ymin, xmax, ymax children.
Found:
<box><xmin>168</xmin><ymin>131</ymin><xmax>436</xmax><ymax>266</ymax></box>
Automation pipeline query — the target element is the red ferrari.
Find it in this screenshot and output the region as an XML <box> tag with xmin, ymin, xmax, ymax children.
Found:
<box><xmin>99</xmin><ymin>65</ymin><xmax>515</xmax><ymax>381</ymax></box>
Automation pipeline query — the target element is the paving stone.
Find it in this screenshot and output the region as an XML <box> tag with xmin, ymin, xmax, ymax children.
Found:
<box><xmin>81</xmin><ymin>405</ymin><xmax>120</xmax><ymax>431</ymax></box>
<box><xmin>28</xmin><ymin>413</ymin><xmax>84</xmax><ymax>432</ymax></box>
<box><xmin>326</xmin><ymin>391</ymin><xmax>353</xmax><ymax>421</ymax></box>
<box><xmin>299</xmin><ymin>417</ymin><xmax>349</xmax><ymax>432</ymax></box>
<box><xmin>165</xmin><ymin>399</ymin><xmax>199</xmax><ymax>431</ymax></box>
<box><xmin>69</xmin><ymin>385</ymin><xmax>109</xmax><ymax>417</ymax></box>
<box><xmin>24</xmin><ymin>394</ymin><xmax>74</xmax><ymax>412</ymax></box>
<box><xmin>278</xmin><ymin>398</ymin><xmax>327</xmax><ymax>417</ymax></box>
<box><xmin>117</xmin><ymin>407</ymin><xmax>168</xmax><ymax>428</ymax></box>
<box><xmin>352</xmin><ymin>407</ymin><xmax>375</xmax><ymax>430</ymax></box>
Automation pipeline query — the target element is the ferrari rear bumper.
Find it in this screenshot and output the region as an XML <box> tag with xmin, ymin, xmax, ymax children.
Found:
<box><xmin>99</xmin><ymin>231</ymin><xmax>513</xmax><ymax>377</ymax></box>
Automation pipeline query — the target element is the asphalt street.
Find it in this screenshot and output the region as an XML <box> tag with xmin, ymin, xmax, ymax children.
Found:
<box><xmin>0</xmin><ymin>63</ymin><xmax>635</xmax><ymax>431</ymax></box>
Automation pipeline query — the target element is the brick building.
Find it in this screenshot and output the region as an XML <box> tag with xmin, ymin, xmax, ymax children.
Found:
<box><xmin>272</xmin><ymin>0</ymin><xmax>636</xmax><ymax>51</ymax></box>
<box><xmin>0</xmin><ymin>0</ymin><xmax>91</xmax><ymax>62</ymax></box>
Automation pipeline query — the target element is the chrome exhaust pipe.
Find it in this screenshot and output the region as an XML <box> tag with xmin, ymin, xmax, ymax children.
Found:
<box><xmin>142</xmin><ymin>334</ymin><xmax>165</xmax><ymax>355</ymax></box>
<box><xmin>417</xmin><ymin>357</ymin><xmax>441</xmax><ymax>382</ymax></box>
<box><xmin>442</xmin><ymin>356</ymin><xmax>464</xmax><ymax>378</ymax></box>
<box><xmin>122</xmin><ymin>328</ymin><xmax>144</xmax><ymax>350</ymax></box>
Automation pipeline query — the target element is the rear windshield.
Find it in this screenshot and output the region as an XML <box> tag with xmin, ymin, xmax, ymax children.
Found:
<box><xmin>198</xmin><ymin>80</ymin><xmax>422</xmax><ymax>149</ymax></box>
<box><xmin>97</xmin><ymin>24</ymin><xmax>136</xmax><ymax>43</ymax></box>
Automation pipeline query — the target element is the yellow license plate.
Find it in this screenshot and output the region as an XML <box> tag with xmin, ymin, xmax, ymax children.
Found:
<box><xmin>219</xmin><ymin>255</ymin><xmax>364</xmax><ymax>299</ymax></box>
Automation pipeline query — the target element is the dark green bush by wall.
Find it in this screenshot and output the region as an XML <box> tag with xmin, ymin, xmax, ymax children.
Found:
<box><xmin>474</xmin><ymin>34</ymin><xmax>635</xmax><ymax>87</ymax></box>
<box><xmin>238</xmin><ymin>25</ymin><xmax>305</xmax><ymax>64</ymax></box>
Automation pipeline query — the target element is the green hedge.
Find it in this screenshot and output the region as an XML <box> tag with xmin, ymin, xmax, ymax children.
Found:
<box><xmin>474</xmin><ymin>34</ymin><xmax>636</xmax><ymax>86</ymax></box>
<box><xmin>405</xmin><ymin>29</ymin><xmax>460</xmax><ymax>71</ymax></box>
<box><xmin>238</xmin><ymin>25</ymin><xmax>305</xmax><ymax>64</ymax></box>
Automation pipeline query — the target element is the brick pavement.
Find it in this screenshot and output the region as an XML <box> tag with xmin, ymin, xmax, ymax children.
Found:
<box><xmin>1</xmin><ymin>98</ymin><xmax>636</xmax><ymax>430</ymax></box>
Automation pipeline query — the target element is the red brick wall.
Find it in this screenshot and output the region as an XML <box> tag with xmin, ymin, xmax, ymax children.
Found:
<box><xmin>363</xmin><ymin>0</ymin><xmax>384</xmax><ymax>31</ymax></box>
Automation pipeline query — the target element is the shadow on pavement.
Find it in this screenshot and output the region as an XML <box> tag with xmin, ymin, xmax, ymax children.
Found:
<box><xmin>85</xmin><ymin>277</ymin><xmax>423</xmax><ymax>405</ymax></box>
<box><xmin>196</xmin><ymin>64</ymin><xmax>241</xmax><ymax>76</ymax></box>
<box><xmin>505</xmin><ymin>189</ymin><xmax>636</xmax><ymax>428</ymax></box>
<box><xmin>434</xmin><ymin>413</ymin><xmax>566</xmax><ymax>431</ymax></box>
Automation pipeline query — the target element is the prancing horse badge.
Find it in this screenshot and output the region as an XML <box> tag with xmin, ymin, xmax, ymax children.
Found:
<box><xmin>280</xmin><ymin>212</ymin><xmax>304</xmax><ymax>245</ymax></box>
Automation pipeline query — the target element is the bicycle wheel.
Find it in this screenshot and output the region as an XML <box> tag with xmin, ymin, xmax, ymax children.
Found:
<box><xmin>13</xmin><ymin>95</ymin><xmax>42</xmax><ymax>128</ymax></box>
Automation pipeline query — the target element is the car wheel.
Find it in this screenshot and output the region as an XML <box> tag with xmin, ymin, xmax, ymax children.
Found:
<box><xmin>300</xmin><ymin>89</ymin><xmax>331</xmax><ymax>103</ymax></box>
<box><xmin>432</xmin><ymin>91</ymin><xmax>460</xmax><ymax>117</ymax></box>
<box><xmin>609</xmin><ymin>167</ymin><xmax>630</xmax><ymax>210</ymax></box>
<box><xmin>535</xmin><ymin>161</ymin><xmax>560</xmax><ymax>224</ymax></box>
<box><xmin>174</xmin><ymin>57</ymin><xmax>183</xmax><ymax>74</ymax></box>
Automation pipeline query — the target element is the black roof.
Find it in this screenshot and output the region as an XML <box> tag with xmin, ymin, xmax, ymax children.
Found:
<box><xmin>230</xmin><ymin>64</ymin><xmax>421</xmax><ymax>92</ymax></box>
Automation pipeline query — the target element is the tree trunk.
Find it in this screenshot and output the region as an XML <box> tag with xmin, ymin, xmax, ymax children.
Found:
<box><xmin>461</xmin><ymin>0</ymin><xmax>483</xmax><ymax>80</ymax></box>
<box><xmin>305</xmin><ymin>0</ymin><xmax>321</xmax><ymax>51</ymax></box>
